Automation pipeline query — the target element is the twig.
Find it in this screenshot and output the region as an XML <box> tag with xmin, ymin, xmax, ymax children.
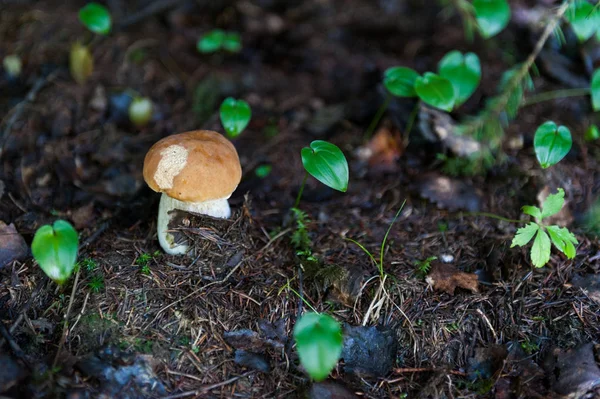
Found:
<box><xmin>160</xmin><ymin>371</ymin><xmax>255</xmax><ymax>399</ymax></box>
<box><xmin>0</xmin><ymin>320</ymin><xmax>31</xmax><ymax>369</ymax></box>
<box><xmin>461</xmin><ymin>0</ymin><xmax>572</xmax><ymax>137</ymax></box>
<box><xmin>52</xmin><ymin>267</ymin><xmax>81</xmax><ymax>368</ymax></box>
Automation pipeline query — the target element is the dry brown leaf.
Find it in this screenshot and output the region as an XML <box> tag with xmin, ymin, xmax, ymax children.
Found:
<box><xmin>0</xmin><ymin>221</ymin><xmax>29</xmax><ymax>269</ymax></box>
<box><xmin>426</xmin><ymin>262</ymin><xmax>479</xmax><ymax>295</ymax></box>
<box><xmin>356</xmin><ymin>126</ymin><xmax>403</xmax><ymax>174</ymax></box>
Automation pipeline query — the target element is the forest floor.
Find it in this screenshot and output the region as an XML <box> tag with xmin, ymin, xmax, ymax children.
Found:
<box><xmin>1</xmin><ymin>1</ymin><xmax>600</xmax><ymax>398</ymax></box>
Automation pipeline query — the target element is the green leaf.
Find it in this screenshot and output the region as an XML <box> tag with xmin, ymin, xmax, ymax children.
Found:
<box><xmin>383</xmin><ymin>67</ymin><xmax>419</xmax><ymax>97</ymax></box>
<box><xmin>541</xmin><ymin>188</ymin><xmax>565</xmax><ymax>220</ymax></box>
<box><xmin>547</xmin><ymin>225</ymin><xmax>578</xmax><ymax>259</ymax></box>
<box><xmin>31</xmin><ymin>220</ymin><xmax>79</xmax><ymax>284</ymax></box>
<box><xmin>530</xmin><ymin>228</ymin><xmax>551</xmax><ymax>268</ymax></box>
<box><xmin>591</xmin><ymin>68</ymin><xmax>600</xmax><ymax>111</ymax></box>
<box><xmin>197</xmin><ymin>30</ymin><xmax>225</xmax><ymax>53</ymax></box>
<box><xmin>79</xmin><ymin>2</ymin><xmax>112</xmax><ymax>35</ymax></box>
<box><xmin>438</xmin><ymin>51</ymin><xmax>481</xmax><ymax>106</ymax></box>
<box><xmin>414</xmin><ymin>72</ymin><xmax>455</xmax><ymax>112</ymax></box>
<box><xmin>585</xmin><ymin>125</ymin><xmax>600</xmax><ymax>141</ymax></box>
<box><xmin>220</xmin><ymin>97</ymin><xmax>251</xmax><ymax>138</ymax></box>
<box><xmin>522</xmin><ymin>206</ymin><xmax>542</xmax><ymax>221</ymax></box>
<box><xmin>472</xmin><ymin>0</ymin><xmax>511</xmax><ymax>39</ymax></box>
<box><xmin>534</xmin><ymin>121</ymin><xmax>572</xmax><ymax>169</ymax></box>
<box><xmin>565</xmin><ymin>1</ymin><xmax>598</xmax><ymax>42</ymax></box>
<box><xmin>301</xmin><ymin>141</ymin><xmax>349</xmax><ymax>192</ymax></box>
<box><xmin>222</xmin><ymin>32</ymin><xmax>242</xmax><ymax>52</ymax></box>
<box><xmin>293</xmin><ymin>312</ymin><xmax>343</xmax><ymax>381</ymax></box>
<box><xmin>255</xmin><ymin>164</ymin><xmax>272</xmax><ymax>178</ymax></box>
<box><xmin>511</xmin><ymin>222</ymin><xmax>539</xmax><ymax>248</ymax></box>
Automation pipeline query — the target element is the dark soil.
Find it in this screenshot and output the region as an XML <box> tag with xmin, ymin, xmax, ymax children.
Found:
<box><xmin>1</xmin><ymin>1</ymin><xmax>600</xmax><ymax>398</ymax></box>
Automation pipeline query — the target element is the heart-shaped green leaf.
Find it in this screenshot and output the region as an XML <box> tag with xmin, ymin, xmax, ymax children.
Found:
<box><xmin>31</xmin><ymin>220</ymin><xmax>79</xmax><ymax>285</ymax></box>
<box><xmin>534</xmin><ymin>121</ymin><xmax>572</xmax><ymax>168</ymax></box>
<box><xmin>301</xmin><ymin>141</ymin><xmax>349</xmax><ymax>192</ymax></box>
<box><xmin>591</xmin><ymin>68</ymin><xmax>600</xmax><ymax>111</ymax></box>
<box><xmin>472</xmin><ymin>0</ymin><xmax>510</xmax><ymax>39</ymax></box>
<box><xmin>197</xmin><ymin>30</ymin><xmax>226</xmax><ymax>53</ymax></box>
<box><xmin>414</xmin><ymin>72</ymin><xmax>455</xmax><ymax>111</ymax></box>
<box><xmin>220</xmin><ymin>97</ymin><xmax>251</xmax><ymax>138</ymax></box>
<box><xmin>293</xmin><ymin>312</ymin><xmax>343</xmax><ymax>381</ymax></box>
<box><xmin>565</xmin><ymin>1</ymin><xmax>598</xmax><ymax>42</ymax></box>
<box><xmin>79</xmin><ymin>2</ymin><xmax>112</xmax><ymax>35</ymax></box>
<box><xmin>383</xmin><ymin>67</ymin><xmax>419</xmax><ymax>97</ymax></box>
<box><xmin>438</xmin><ymin>51</ymin><xmax>481</xmax><ymax>106</ymax></box>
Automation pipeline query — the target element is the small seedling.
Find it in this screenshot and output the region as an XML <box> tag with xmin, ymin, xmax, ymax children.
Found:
<box><xmin>533</xmin><ymin>121</ymin><xmax>572</xmax><ymax>168</ymax></box>
<box><xmin>414</xmin><ymin>256</ymin><xmax>437</xmax><ymax>278</ymax></box>
<box><xmin>511</xmin><ymin>188</ymin><xmax>578</xmax><ymax>268</ymax></box>
<box><xmin>585</xmin><ymin>125</ymin><xmax>600</xmax><ymax>142</ymax></box>
<box><xmin>31</xmin><ymin>220</ymin><xmax>79</xmax><ymax>285</ymax></box>
<box><xmin>136</xmin><ymin>250</ymin><xmax>160</xmax><ymax>275</ymax></box>
<box><xmin>294</xmin><ymin>140</ymin><xmax>349</xmax><ymax>209</ymax></box>
<box><xmin>70</xmin><ymin>3</ymin><xmax>112</xmax><ymax>85</ymax></box>
<box><xmin>78</xmin><ymin>257</ymin><xmax>98</xmax><ymax>273</ymax></box>
<box><xmin>290</xmin><ymin>207</ymin><xmax>311</xmax><ymax>252</ymax></box>
<box><xmin>220</xmin><ymin>97</ymin><xmax>251</xmax><ymax>138</ymax></box>
<box><xmin>78</xmin><ymin>2</ymin><xmax>112</xmax><ymax>35</ymax></box>
<box><xmin>128</xmin><ymin>96</ymin><xmax>153</xmax><ymax>127</ymax></box>
<box><xmin>88</xmin><ymin>275</ymin><xmax>105</xmax><ymax>293</ymax></box>
<box><xmin>197</xmin><ymin>30</ymin><xmax>242</xmax><ymax>53</ymax></box>
<box><xmin>293</xmin><ymin>312</ymin><xmax>343</xmax><ymax>381</ymax></box>
<box><xmin>255</xmin><ymin>164</ymin><xmax>272</xmax><ymax>179</ymax></box>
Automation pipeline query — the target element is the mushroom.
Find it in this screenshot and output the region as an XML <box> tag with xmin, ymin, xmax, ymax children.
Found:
<box><xmin>143</xmin><ymin>130</ymin><xmax>242</xmax><ymax>255</ymax></box>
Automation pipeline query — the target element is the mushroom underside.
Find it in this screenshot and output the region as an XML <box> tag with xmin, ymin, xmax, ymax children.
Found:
<box><xmin>157</xmin><ymin>193</ymin><xmax>231</xmax><ymax>255</ymax></box>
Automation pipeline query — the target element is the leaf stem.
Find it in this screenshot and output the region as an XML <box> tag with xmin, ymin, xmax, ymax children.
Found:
<box><xmin>461</xmin><ymin>0</ymin><xmax>572</xmax><ymax>137</ymax></box>
<box><xmin>403</xmin><ymin>101</ymin><xmax>420</xmax><ymax>142</ymax></box>
<box><xmin>364</xmin><ymin>93</ymin><xmax>392</xmax><ymax>141</ymax></box>
<box><xmin>286</xmin><ymin>283</ymin><xmax>318</xmax><ymax>313</ymax></box>
<box><xmin>293</xmin><ymin>171</ymin><xmax>309</xmax><ymax>209</ymax></box>
<box><xmin>522</xmin><ymin>87</ymin><xmax>590</xmax><ymax>107</ymax></box>
<box><xmin>53</xmin><ymin>266</ymin><xmax>80</xmax><ymax>368</ymax></box>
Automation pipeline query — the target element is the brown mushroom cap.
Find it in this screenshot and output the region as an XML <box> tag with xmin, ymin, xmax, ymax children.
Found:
<box><xmin>143</xmin><ymin>130</ymin><xmax>242</xmax><ymax>202</ymax></box>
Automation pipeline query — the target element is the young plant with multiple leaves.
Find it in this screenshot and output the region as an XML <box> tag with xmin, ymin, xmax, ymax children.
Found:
<box><xmin>511</xmin><ymin>189</ymin><xmax>578</xmax><ymax>268</ymax></box>
<box><xmin>383</xmin><ymin>50</ymin><xmax>481</xmax><ymax>112</ymax></box>
<box><xmin>197</xmin><ymin>30</ymin><xmax>242</xmax><ymax>54</ymax></box>
<box><xmin>510</xmin><ymin>120</ymin><xmax>577</xmax><ymax>268</ymax></box>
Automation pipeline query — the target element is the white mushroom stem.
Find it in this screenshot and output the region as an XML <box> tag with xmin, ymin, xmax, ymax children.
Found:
<box><xmin>157</xmin><ymin>193</ymin><xmax>231</xmax><ymax>255</ymax></box>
